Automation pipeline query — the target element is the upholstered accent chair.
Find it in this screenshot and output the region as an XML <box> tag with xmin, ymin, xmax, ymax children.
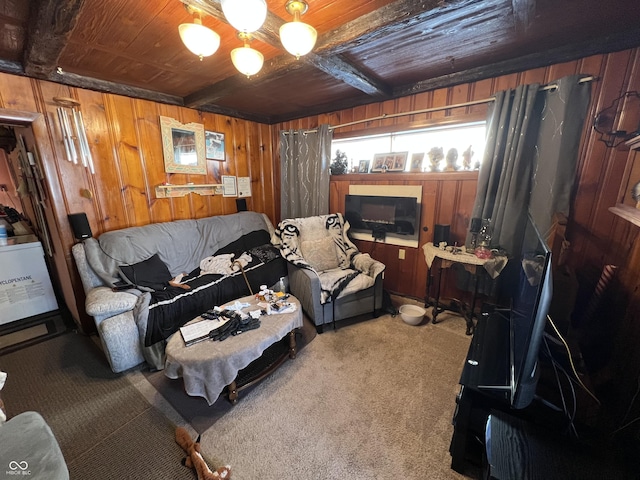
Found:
<box><xmin>273</xmin><ymin>213</ymin><xmax>385</xmax><ymax>333</ymax></box>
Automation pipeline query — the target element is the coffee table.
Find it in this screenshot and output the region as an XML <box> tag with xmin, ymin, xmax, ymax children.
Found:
<box><xmin>164</xmin><ymin>295</ymin><xmax>303</xmax><ymax>405</ymax></box>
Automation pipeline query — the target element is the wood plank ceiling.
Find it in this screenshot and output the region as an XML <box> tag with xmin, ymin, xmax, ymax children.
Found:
<box><xmin>1</xmin><ymin>0</ymin><xmax>640</xmax><ymax>124</ymax></box>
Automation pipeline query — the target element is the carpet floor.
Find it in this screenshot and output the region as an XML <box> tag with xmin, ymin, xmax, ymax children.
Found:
<box><xmin>133</xmin><ymin>298</ymin><xmax>475</xmax><ymax>479</ymax></box>
<box><xmin>1</xmin><ymin>297</ymin><xmax>476</xmax><ymax>479</ymax></box>
<box><xmin>0</xmin><ymin>331</ymin><xmax>195</xmax><ymax>479</ymax></box>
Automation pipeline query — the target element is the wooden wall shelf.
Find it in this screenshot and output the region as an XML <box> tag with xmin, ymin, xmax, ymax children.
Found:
<box><xmin>609</xmin><ymin>203</ymin><xmax>640</xmax><ymax>228</ymax></box>
<box><xmin>611</xmin><ymin>135</ymin><xmax>640</xmax><ymax>227</ymax></box>
<box><xmin>155</xmin><ymin>184</ymin><xmax>223</xmax><ymax>198</ymax></box>
<box><xmin>625</xmin><ymin>134</ymin><xmax>640</xmax><ymax>150</ymax></box>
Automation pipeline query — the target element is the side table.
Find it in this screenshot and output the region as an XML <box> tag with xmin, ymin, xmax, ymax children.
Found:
<box><xmin>422</xmin><ymin>242</ymin><xmax>507</xmax><ymax>335</ymax></box>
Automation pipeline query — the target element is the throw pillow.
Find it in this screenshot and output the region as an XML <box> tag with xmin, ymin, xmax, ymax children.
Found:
<box><xmin>248</xmin><ymin>243</ymin><xmax>280</xmax><ymax>264</ymax></box>
<box><xmin>301</xmin><ymin>237</ymin><xmax>340</xmax><ymax>272</ymax></box>
<box><xmin>118</xmin><ymin>253</ymin><xmax>172</xmax><ymax>292</ymax></box>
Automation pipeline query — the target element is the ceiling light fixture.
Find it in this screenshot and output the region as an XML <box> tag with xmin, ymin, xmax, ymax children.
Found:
<box><xmin>279</xmin><ymin>0</ymin><xmax>317</xmax><ymax>59</ymax></box>
<box><xmin>179</xmin><ymin>6</ymin><xmax>220</xmax><ymax>61</ymax></box>
<box><xmin>221</xmin><ymin>0</ymin><xmax>267</xmax><ymax>33</ymax></box>
<box><xmin>231</xmin><ymin>32</ymin><xmax>264</xmax><ymax>78</ymax></box>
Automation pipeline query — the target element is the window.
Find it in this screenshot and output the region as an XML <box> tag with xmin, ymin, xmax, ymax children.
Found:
<box><xmin>332</xmin><ymin>122</ymin><xmax>486</xmax><ymax>173</ymax></box>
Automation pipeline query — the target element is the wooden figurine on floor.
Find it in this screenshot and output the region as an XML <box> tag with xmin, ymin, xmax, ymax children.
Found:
<box><xmin>176</xmin><ymin>427</ymin><xmax>231</xmax><ymax>480</ymax></box>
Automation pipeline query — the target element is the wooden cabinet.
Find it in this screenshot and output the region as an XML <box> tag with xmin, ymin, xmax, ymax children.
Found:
<box><xmin>609</xmin><ymin>135</ymin><xmax>640</xmax><ymax>227</ymax></box>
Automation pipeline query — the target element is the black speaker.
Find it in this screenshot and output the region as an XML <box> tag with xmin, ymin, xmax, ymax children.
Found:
<box><xmin>68</xmin><ymin>213</ymin><xmax>92</xmax><ymax>240</ymax></box>
<box><xmin>236</xmin><ymin>198</ymin><xmax>247</xmax><ymax>212</ymax></box>
<box><xmin>433</xmin><ymin>224</ymin><xmax>450</xmax><ymax>245</ymax></box>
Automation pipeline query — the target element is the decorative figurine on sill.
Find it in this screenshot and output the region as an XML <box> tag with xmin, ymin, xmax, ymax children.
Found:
<box><xmin>444</xmin><ymin>148</ymin><xmax>459</xmax><ymax>171</ymax></box>
<box><xmin>632</xmin><ymin>180</ymin><xmax>640</xmax><ymax>209</ymax></box>
<box><xmin>462</xmin><ymin>145</ymin><xmax>474</xmax><ymax>170</ymax></box>
<box><xmin>330</xmin><ymin>150</ymin><xmax>349</xmax><ymax>175</ymax></box>
<box><xmin>428</xmin><ymin>146</ymin><xmax>444</xmax><ymax>172</ymax></box>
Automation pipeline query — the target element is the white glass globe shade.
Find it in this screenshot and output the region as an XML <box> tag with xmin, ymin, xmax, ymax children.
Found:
<box><xmin>179</xmin><ymin>23</ymin><xmax>220</xmax><ymax>58</ymax></box>
<box><xmin>279</xmin><ymin>21</ymin><xmax>317</xmax><ymax>58</ymax></box>
<box><xmin>221</xmin><ymin>0</ymin><xmax>267</xmax><ymax>33</ymax></box>
<box><xmin>231</xmin><ymin>46</ymin><xmax>264</xmax><ymax>77</ymax></box>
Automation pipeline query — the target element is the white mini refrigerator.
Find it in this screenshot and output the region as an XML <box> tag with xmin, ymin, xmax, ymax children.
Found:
<box><xmin>0</xmin><ymin>237</ymin><xmax>59</xmax><ymax>326</ymax></box>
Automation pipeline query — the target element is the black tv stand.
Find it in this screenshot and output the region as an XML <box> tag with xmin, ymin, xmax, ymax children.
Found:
<box><xmin>449</xmin><ymin>312</ymin><xmax>636</xmax><ymax>478</ymax></box>
<box><xmin>450</xmin><ymin>309</ymin><xmax>512</xmax><ymax>474</ymax></box>
<box><xmin>485</xmin><ymin>409</ymin><xmax>636</xmax><ymax>479</ymax></box>
<box><xmin>450</xmin><ymin>309</ymin><xmax>557</xmax><ymax>474</ymax></box>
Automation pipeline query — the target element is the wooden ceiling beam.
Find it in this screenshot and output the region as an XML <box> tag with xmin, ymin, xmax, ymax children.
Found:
<box><xmin>315</xmin><ymin>0</ymin><xmax>482</xmax><ymax>54</ymax></box>
<box><xmin>511</xmin><ymin>0</ymin><xmax>536</xmax><ymax>34</ymax></box>
<box><xmin>23</xmin><ymin>0</ymin><xmax>87</xmax><ymax>77</ymax></box>
<box><xmin>395</xmin><ymin>27</ymin><xmax>640</xmax><ymax>98</ymax></box>
<box><xmin>272</xmin><ymin>25</ymin><xmax>640</xmax><ymax>124</ymax></box>
<box><xmin>185</xmin><ymin>0</ymin><xmax>483</xmax><ymax>107</ymax></box>
<box><xmin>181</xmin><ymin>0</ymin><xmax>391</xmax><ymax>106</ymax></box>
<box><xmin>184</xmin><ymin>55</ymin><xmax>306</xmax><ymax>107</ymax></box>
<box><xmin>43</xmin><ymin>68</ymin><xmax>271</xmax><ymax>123</ymax></box>
<box><xmin>45</xmin><ymin>70</ymin><xmax>185</xmax><ymax>106</ymax></box>
<box><xmin>305</xmin><ymin>53</ymin><xmax>390</xmax><ymax>97</ymax></box>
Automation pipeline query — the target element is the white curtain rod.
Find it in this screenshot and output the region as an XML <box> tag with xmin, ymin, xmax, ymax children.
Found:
<box><xmin>281</xmin><ymin>76</ymin><xmax>594</xmax><ymax>134</ymax></box>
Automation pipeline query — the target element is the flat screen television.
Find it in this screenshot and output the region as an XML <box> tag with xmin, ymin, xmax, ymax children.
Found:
<box><xmin>509</xmin><ymin>213</ymin><xmax>553</xmax><ymax>408</ymax></box>
<box><xmin>344</xmin><ymin>194</ymin><xmax>420</xmax><ymax>242</ymax></box>
<box><xmin>467</xmin><ymin>213</ymin><xmax>553</xmax><ymax>409</ymax></box>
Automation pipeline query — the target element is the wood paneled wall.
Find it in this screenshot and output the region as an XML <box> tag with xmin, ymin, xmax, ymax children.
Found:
<box><xmin>276</xmin><ymin>48</ymin><xmax>640</xmax><ymax>428</ymax></box>
<box><xmin>329</xmin><ymin>172</ymin><xmax>478</xmax><ymax>299</ymax></box>
<box><xmin>0</xmin><ymin>73</ymin><xmax>277</xmax><ymax>333</ymax></box>
<box><xmin>2</xmin><ymin>46</ymin><xmax>640</xmax><ymax>426</ymax></box>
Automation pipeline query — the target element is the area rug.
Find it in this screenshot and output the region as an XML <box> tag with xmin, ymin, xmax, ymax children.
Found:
<box><xmin>137</xmin><ymin>303</ymin><xmax>475</xmax><ymax>479</ymax></box>
<box><xmin>142</xmin><ymin>313</ymin><xmax>318</xmax><ymax>433</ymax></box>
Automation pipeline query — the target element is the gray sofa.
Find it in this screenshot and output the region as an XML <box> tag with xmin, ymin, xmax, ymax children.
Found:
<box><xmin>72</xmin><ymin>211</ymin><xmax>279</xmax><ymax>373</ymax></box>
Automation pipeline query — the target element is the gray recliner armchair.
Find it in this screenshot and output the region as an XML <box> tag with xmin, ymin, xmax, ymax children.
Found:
<box><xmin>273</xmin><ymin>213</ymin><xmax>385</xmax><ymax>333</ymax></box>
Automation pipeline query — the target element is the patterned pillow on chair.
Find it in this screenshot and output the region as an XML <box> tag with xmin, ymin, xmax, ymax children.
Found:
<box><xmin>301</xmin><ymin>237</ymin><xmax>340</xmax><ymax>272</ymax></box>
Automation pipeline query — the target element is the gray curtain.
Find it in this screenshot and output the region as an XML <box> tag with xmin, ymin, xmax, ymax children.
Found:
<box><xmin>529</xmin><ymin>76</ymin><xmax>592</xmax><ymax>239</ymax></box>
<box><xmin>280</xmin><ymin>124</ymin><xmax>332</xmax><ymax>219</ymax></box>
<box><xmin>470</xmin><ymin>75</ymin><xmax>591</xmax><ymax>255</ymax></box>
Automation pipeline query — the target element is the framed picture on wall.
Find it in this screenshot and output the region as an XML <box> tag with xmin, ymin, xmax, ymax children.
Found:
<box><xmin>205</xmin><ymin>131</ymin><xmax>225</xmax><ymax>161</ymax></box>
<box><xmin>159</xmin><ymin>116</ymin><xmax>206</xmax><ymax>175</ymax></box>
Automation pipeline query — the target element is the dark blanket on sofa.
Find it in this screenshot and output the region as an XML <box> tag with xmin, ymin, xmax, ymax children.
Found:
<box><xmin>143</xmin><ymin>232</ymin><xmax>287</xmax><ymax>346</ymax></box>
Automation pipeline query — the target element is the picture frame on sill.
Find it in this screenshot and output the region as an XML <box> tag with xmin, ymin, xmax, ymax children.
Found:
<box><xmin>205</xmin><ymin>130</ymin><xmax>225</xmax><ymax>161</ymax></box>
<box><xmin>160</xmin><ymin>116</ymin><xmax>206</xmax><ymax>175</ymax></box>
<box><xmin>372</xmin><ymin>152</ymin><xmax>408</xmax><ymax>172</ymax></box>
<box><xmin>371</xmin><ymin>154</ymin><xmax>387</xmax><ymax>172</ymax></box>
<box><xmin>410</xmin><ymin>152</ymin><xmax>425</xmax><ymax>172</ymax></box>
<box><xmin>358</xmin><ymin>160</ymin><xmax>370</xmax><ymax>173</ymax></box>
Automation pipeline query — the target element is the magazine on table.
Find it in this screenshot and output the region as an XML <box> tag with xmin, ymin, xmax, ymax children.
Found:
<box><xmin>179</xmin><ymin>317</ymin><xmax>230</xmax><ymax>346</ymax></box>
